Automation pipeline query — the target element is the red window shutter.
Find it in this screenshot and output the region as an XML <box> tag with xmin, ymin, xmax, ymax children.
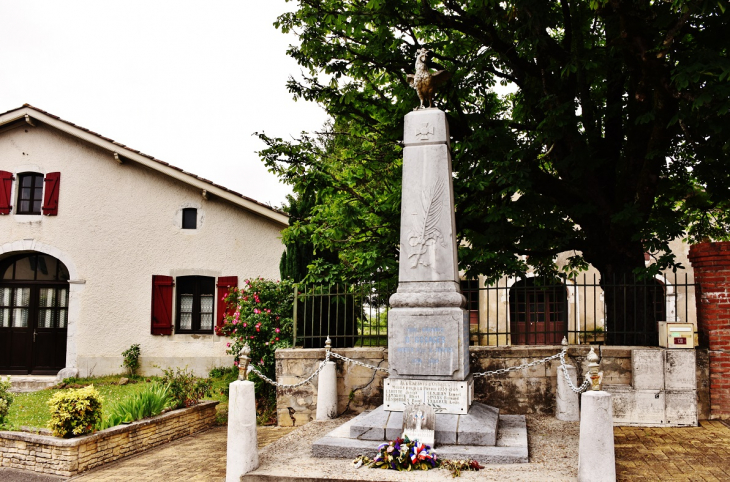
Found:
<box><xmin>216</xmin><ymin>276</ymin><xmax>238</xmax><ymax>335</ymax></box>
<box><xmin>151</xmin><ymin>275</ymin><xmax>174</xmax><ymax>335</ymax></box>
<box><xmin>42</xmin><ymin>172</ymin><xmax>61</xmax><ymax>216</ymax></box>
<box><xmin>0</xmin><ymin>171</ymin><xmax>13</xmax><ymax>215</ymax></box>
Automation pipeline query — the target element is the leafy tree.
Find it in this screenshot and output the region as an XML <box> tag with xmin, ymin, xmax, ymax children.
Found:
<box><xmin>262</xmin><ymin>0</ymin><xmax>730</xmax><ymax>344</ymax></box>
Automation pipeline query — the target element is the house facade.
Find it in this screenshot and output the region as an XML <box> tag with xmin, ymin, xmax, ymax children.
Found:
<box><xmin>461</xmin><ymin>238</ymin><xmax>697</xmax><ymax>348</ymax></box>
<box><xmin>0</xmin><ymin>105</ymin><xmax>286</xmax><ymax>377</ymax></box>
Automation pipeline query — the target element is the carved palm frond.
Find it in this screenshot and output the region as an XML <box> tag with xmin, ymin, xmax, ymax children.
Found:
<box><xmin>419</xmin><ymin>177</ymin><xmax>445</xmax><ymax>245</ymax></box>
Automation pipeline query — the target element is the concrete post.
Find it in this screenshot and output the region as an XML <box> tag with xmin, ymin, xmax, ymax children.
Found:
<box><xmin>578</xmin><ymin>391</ymin><xmax>616</xmax><ymax>482</ymax></box>
<box><xmin>556</xmin><ymin>365</ymin><xmax>580</xmax><ymax>421</ymax></box>
<box><xmin>316</xmin><ymin>361</ymin><xmax>338</xmax><ymax>420</ymax></box>
<box><xmin>226</xmin><ymin>380</ymin><xmax>258</xmax><ymax>482</ymax></box>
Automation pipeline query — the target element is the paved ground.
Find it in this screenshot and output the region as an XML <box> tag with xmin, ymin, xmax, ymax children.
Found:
<box><xmin>614</xmin><ymin>421</ymin><xmax>730</xmax><ymax>481</ymax></box>
<box><xmin>2</xmin><ymin>420</ymin><xmax>730</xmax><ymax>481</ymax></box>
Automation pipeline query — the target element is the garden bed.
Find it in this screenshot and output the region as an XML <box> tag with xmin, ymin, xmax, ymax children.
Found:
<box><xmin>0</xmin><ymin>400</ymin><xmax>218</xmax><ymax>477</ymax></box>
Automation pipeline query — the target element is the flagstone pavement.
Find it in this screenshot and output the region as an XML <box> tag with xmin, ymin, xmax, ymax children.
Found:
<box><xmin>2</xmin><ymin>420</ymin><xmax>730</xmax><ymax>481</ymax></box>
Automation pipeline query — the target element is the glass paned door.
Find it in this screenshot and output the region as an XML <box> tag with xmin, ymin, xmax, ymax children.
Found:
<box><xmin>0</xmin><ymin>284</ymin><xmax>69</xmax><ymax>374</ymax></box>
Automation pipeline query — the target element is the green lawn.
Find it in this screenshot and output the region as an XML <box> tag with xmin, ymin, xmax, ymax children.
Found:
<box><xmin>2</xmin><ymin>370</ymin><xmax>235</xmax><ymax>432</ymax></box>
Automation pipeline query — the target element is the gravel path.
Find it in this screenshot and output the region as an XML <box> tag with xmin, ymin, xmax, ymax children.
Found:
<box><xmin>246</xmin><ymin>414</ymin><xmax>580</xmax><ymax>481</ymax></box>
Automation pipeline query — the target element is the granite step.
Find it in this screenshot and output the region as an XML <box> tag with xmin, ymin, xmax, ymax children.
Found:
<box><xmin>7</xmin><ymin>375</ymin><xmax>57</xmax><ymax>393</ymax></box>
<box><xmin>313</xmin><ymin>412</ymin><xmax>528</xmax><ymax>465</ymax></box>
<box><xmin>349</xmin><ymin>402</ymin><xmax>499</xmax><ymax>446</ymax></box>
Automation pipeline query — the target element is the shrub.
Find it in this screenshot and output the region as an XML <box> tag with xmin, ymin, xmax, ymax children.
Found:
<box><xmin>160</xmin><ymin>367</ymin><xmax>212</xmax><ymax>409</ymax></box>
<box><xmin>0</xmin><ymin>376</ymin><xmax>14</xmax><ymax>424</ymax></box>
<box><xmin>121</xmin><ymin>343</ymin><xmax>141</xmax><ymax>376</ymax></box>
<box><xmin>100</xmin><ymin>383</ymin><xmax>170</xmax><ymax>429</ymax></box>
<box><xmin>218</xmin><ymin>278</ymin><xmax>294</xmax><ymax>408</ymax></box>
<box><xmin>47</xmin><ymin>385</ymin><xmax>103</xmax><ymax>438</ymax></box>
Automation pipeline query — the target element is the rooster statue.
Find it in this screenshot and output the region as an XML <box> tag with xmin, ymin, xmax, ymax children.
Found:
<box><xmin>407</xmin><ymin>48</ymin><xmax>451</xmax><ymax>109</ymax></box>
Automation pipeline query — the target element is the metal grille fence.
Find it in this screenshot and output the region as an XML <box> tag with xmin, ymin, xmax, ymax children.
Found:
<box><xmin>294</xmin><ymin>273</ymin><xmax>696</xmax><ymax>348</ymax></box>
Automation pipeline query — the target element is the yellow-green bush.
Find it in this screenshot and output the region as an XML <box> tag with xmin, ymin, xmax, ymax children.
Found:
<box><xmin>47</xmin><ymin>385</ymin><xmax>103</xmax><ymax>438</ymax></box>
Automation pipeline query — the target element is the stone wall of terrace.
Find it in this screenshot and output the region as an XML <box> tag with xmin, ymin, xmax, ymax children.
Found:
<box><xmin>0</xmin><ymin>401</ymin><xmax>218</xmax><ymax>477</ymax></box>
<box><xmin>276</xmin><ymin>346</ymin><xmax>710</xmax><ymax>426</ymax></box>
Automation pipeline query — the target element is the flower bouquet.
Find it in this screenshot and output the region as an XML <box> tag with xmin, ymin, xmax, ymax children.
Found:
<box><xmin>354</xmin><ymin>436</ymin><xmax>438</xmax><ymax>471</ymax></box>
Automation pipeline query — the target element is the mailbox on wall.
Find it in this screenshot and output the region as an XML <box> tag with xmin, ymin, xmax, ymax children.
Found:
<box><xmin>658</xmin><ymin>322</ymin><xmax>696</xmax><ymax>348</ymax></box>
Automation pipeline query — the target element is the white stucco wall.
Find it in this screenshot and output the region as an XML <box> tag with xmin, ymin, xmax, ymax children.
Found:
<box><xmin>474</xmin><ymin>239</ymin><xmax>697</xmax><ymax>346</ymax></box>
<box><xmin>0</xmin><ymin>123</ymin><xmax>286</xmax><ymax>376</ymax></box>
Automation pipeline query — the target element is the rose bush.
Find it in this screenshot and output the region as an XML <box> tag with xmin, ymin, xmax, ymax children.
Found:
<box><xmin>217</xmin><ymin>278</ymin><xmax>295</xmax><ymax>416</ymax></box>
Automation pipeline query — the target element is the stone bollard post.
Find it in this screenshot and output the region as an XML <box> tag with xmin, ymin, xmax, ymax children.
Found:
<box><xmin>226</xmin><ymin>380</ymin><xmax>258</xmax><ymax>481</ymax></box>
<box><xmin>577</xmin><ymin>391</ymin><xmax>616</xmax><ymax>482</ymax></box>
<box><xmin>316</xmin><ymin>361</ymin><xmax>338</xmax><ymax>420</ymax></box>
<box><xmin>556</xmin><ymin>364</ymin><xmax>580</xmax><ymax>421</ymax></box>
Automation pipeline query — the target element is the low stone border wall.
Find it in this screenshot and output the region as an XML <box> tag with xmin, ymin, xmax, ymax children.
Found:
<box><xmin>0</xmin><ymin>400</ymin><xmax>218</xmax><ymax>477</ymax></box>
<box><xmin>275</xmin><ymin>346</ymin><xmax>710</xmax><ymax>426</ymax></box>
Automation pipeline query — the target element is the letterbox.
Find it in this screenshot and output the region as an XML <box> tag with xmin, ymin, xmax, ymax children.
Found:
<box><xmin>658</xmin><ymin>322</ymin><xmax>696</xmax><ymax>348</ymax></box>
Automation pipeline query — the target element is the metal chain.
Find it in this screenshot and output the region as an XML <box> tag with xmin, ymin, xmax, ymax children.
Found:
<box><xmin>248</xmin><ymin>351</ymin><xmax>332</xmax><ymax>389</ymax></box>
<box><xmin>329</xmin><ymin>351</ymin><xmax>390</xmax><ymax>373</ymax></box>
<box><xmin>472</xmin><ymin>351</ymin><xmax>562</xmax><ymax>377</ymax></box>
<box><xmin>248</xmin><ymin>344</ymin><xmax>590</xmax><ymax>393</ymax></box>
<box><xmin>559</xmin><ymin>349</ymin><xmax>591</xmax><ymax>393</ymax></box>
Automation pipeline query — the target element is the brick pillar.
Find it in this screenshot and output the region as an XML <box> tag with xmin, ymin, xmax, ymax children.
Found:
<box><xmin>689</xmin><ymin>242</ymin><xmax>730</xmax><ymax>419</ymax></box>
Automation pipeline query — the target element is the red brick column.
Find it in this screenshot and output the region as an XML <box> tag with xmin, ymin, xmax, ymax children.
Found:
<box><xmin>689</xmin><ymin>242</ymin><xmax>730</xmax><ymax>419</ymax></box>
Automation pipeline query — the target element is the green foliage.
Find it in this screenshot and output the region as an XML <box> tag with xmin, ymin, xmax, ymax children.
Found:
<box><xmin>121</xmin><ymin>344</ymin><xmax>141</xmax><ymax>376</ymax></box>
<box><xmin>0</xmin><ymin>376</ymin><xmax>14</xmax><ymax>424</ymax></box>
<box><xmin>46</xmin><ymin>385</ymin><xmax>103</xmax><ymax>438</ymax></box>
<box><xmin>99</xmin><ymin>383</ymin><xmax>170</xmax><ymax>430</ymax></box>
<box><xmin>159</xmin><ymin>367</ymin><xmax>212</xmax><ymax>409</ymax></box>
<box><xmin>263</xmin><ymin>0</ymin><xmax>730</xmax><ymax>286</ymax></box>
<box><xmin>218</xmin><ymin>278</ymin><xmax>295</xmax><ymax>408</ymax></box>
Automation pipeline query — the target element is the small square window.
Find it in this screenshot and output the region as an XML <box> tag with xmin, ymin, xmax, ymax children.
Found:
<box><xmin>182</xmin><ymin>208</ymin><xmax>197</xmax><ymax>229</ymax></box>
<box><xmin>16</xmin><ymin>173</ymin><xmax>44</xmax><ymax>215</ymax></box>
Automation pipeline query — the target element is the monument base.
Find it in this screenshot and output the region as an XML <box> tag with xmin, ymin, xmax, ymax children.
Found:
<box><xmin>387</xmin><ymin>306</ymin><xmax>470</xmax><ymax>380</ymax></box>
<box><xmin>311</xmin><ymin>404</ymin><xmax>528</xmax><ymax>464</ymax></box>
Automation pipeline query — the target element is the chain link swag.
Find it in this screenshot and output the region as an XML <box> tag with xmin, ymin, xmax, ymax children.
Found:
<box><xmin>248</xmin><ymin>345</ymin><xmax>590</xmax><ymax>394</ymax></box>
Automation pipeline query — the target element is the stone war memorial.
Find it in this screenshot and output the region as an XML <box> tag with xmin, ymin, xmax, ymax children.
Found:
<box><xmin>312</xmin><ymin>51</ymin><xmax>528</xmax><ymax>463</ymax></box>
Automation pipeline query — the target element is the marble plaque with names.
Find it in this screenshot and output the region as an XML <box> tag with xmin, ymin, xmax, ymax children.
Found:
<box><xmin>384</xmin><ymin>377</ymin><xmax>473</xmax><ymax>414</ymax></box>
<box><xmin>402</xmin><ymin>404</ymin><xmax>435</xmax><ymax>447</ymax></box>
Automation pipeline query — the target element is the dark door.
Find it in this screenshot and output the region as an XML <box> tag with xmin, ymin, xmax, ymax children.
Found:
<box><xmin>0</xmin><ymin>253</ymin><xmax>69</xmax><ymax>374</ymax></box>
<box><xmin>510</xmin><ymin>278</ymin><xmax>567</xmax><ymax>345</ymax></box>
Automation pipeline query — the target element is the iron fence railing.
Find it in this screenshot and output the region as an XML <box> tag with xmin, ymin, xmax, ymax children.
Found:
<box><xmin>294</xmin><ymin>273</ymin><xmax>697</xmax><ymax>348</ymax></box>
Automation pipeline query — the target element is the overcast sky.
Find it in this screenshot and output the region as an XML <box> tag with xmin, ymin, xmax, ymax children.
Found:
<box><xmin>0</xmin><ymin>0</ymin><xmax>329</xmax><ymax>208</ymax></box>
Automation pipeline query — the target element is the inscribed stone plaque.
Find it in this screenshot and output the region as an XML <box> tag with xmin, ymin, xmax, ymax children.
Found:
<box><xmin>401</xmin><ymin>404</ymin><xmax>435</xmax><ymax>447</ymax></box>
<box><xmin>665</xmin><ymin>350</ymin><xmax>696</xmax><ymax>390</ymax></box>
<box><xmin>632</xmin><ymin>349</ymin><xmax>665</xmax><ymax>390</ymax></box>
<box><xmin>388</xmin><ymin>308</ymin><xmax>469</xmax><ymax>379</ymax></box>
<box><xmin>384</xmin><ymin>377</ymin><xmax>472</xmax><ymax>414</ymax></box>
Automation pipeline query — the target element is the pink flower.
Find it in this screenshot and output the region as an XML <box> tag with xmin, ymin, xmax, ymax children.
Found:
<box><xmin>275</xmin><ymin>337</ymin><xmax>279</xmax><ymax>341</ymax></box>
<box><xmin>264</xmin><ymin>342</ymin><xmax>268</xmax><ymax>345</ymax></box>
<box><xmin>226</xmin><ymin>342</ymin><xmax>231</xmax><ymax>347</ymax></box>
<box><xmin>234</xmin><ymin>361</ymin><xmax>239</xmax><ymax>366</ymax></box>
<box><xmin>254</xmin><ymin>308</ymin><xmax>260</xmax><ymax>314</ymax></box>
<box><xmin>275</xmin><ymin>328</ymin><xmax>280</xmax><ymax>333</ymax></box>
<box><xmin>250</xmin><ymin>336</ymin><xmax>254</xmax><ymax>339</ymax></box>
<box><xmin>243</xmin><ymin>323</ymin><xmax>247</xmax><ymax>327</ymax></box>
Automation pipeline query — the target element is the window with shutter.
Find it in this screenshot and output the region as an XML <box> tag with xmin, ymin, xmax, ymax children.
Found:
<box><xmin>0</xmin><ymin>171</ymin><xmax>13</xmax><ymax>215</ymax></box>
<box><xmin>151</xmin><ymin>275</ymin><xmax>174</xmax><ymax>335</ymax></box>
<box><xmin>175</xmin><ymin>276</ymin><xmax>215</xmax><ymax>334</ymax></box>
<box><xmin>216</xmin><ymin>276</ymin><xmax>238</xmax><ymax>335</ymax></box>
<box><xmin>42</xmin><ymin>172</ymin><xmax>61</xmax><ymax>216</ymax></box>
<box><xmin>16</xmin><ymin>172</ymin><xmax>44</xmax><ymax>215</ymax></box>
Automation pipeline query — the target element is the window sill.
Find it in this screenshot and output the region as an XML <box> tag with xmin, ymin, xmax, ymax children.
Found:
<box><xmin>13</xmin><ymin>214</ymin><xmax>43</xmax><ymax>223</ymax></box>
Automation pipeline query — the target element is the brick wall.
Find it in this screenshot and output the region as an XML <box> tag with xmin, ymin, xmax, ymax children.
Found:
<box><xmin>0</xmin><ymin>400</ymin><xmax>218</xmax><ymax>477</ymax></box>
<box><xmin>276</xmin><ymin>346</ymin><xmax>710</xmax><ymax>426</ymax></box>
<box><xmin>689</xmin><ymin>241</ymin><xmax>730</xmax><ymax>419</ymax></box>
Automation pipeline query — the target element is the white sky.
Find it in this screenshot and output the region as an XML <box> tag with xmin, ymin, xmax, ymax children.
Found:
<box><xmin>0</xmin><ymin>0</ymin><xmax>329</xmax><ymax>208</ymax></box>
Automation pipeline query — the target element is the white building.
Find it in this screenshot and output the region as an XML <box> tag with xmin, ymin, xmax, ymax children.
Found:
<box><xmin>0</xmin><ymin>105</ymin><xmax>286</xmax><ymax>377</ymax></box>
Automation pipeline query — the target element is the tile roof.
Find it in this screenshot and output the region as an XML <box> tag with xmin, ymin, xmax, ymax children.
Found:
<box><xmin>0</xmin><ymin>104</ymin><xmax>288</xmax><ymax>224</ymax></box>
